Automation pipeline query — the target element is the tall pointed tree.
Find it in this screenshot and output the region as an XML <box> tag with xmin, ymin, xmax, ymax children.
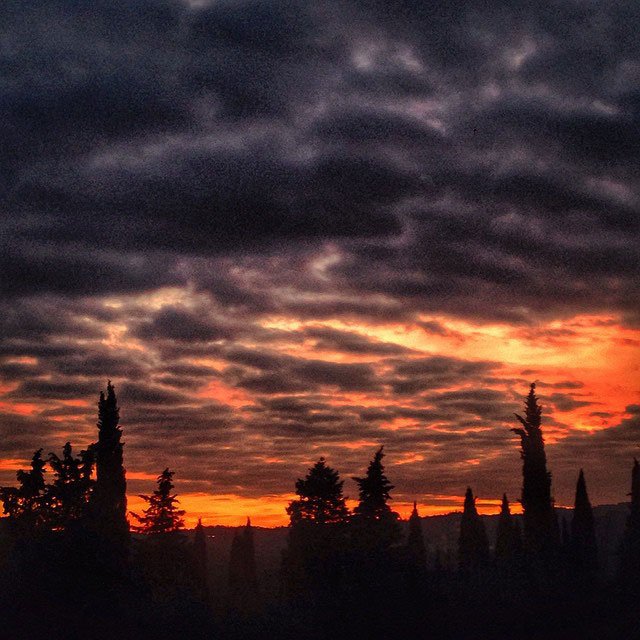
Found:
<box><xmin>407</xmin><ymin>501</ymin><xmax>427</xmax><ymax>568</ymax></box>
<box><xmin>512</xmin><ymin>383</ymin><xmax>558</xmax><ymax>556</ymax></box>
<box><xmin>91</xmin><ymin>381</ymin><xmax>129</xmax><ymax>558</ymax></box>
<box><xmin>560</xmin><ymin>516</ymin><xmax>571</xmax><ymax>551</ymax></box>
<box><xmin>228</xmin><ymin>518</ymin><xmax>259</xmax><ymax>614</ymax></box>
<box><xmin>193</xmin><ymin>518</ymin><xmax>210</xmax><ymax>603</ymax></box>
<box><xmin>571</xmin><ymin>469</ymin><xmax>598</xmax><ymax>575</ymax></box>
<box><xmin>620</xmin><ymin>458</ymin><xmax>640</xmax><ymax>586</ymax></box>
<box><xmin>458</xmin><ymin>487</ymin><xmax>490</xmax><ymax>571</ymax></box>
<box><xmin>352</xmin><ymin>447</ymin><xmax>400</xmax><ymax>550</ymax></box>
<box><xmin>495</xmin><ymin>493</ymin><xmax>521</xmax><ymax>564</ymax></box>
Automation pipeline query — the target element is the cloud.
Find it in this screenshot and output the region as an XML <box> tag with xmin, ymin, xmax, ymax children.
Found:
<box><xmin>1</xmin><ymin>0</ymin><xmax>637</xmax><ymax>323</ymax></box>
<box><xmin>133</xmin><ymin>306</ymin><xmax>233</xmax><ymax>342</ymax></box>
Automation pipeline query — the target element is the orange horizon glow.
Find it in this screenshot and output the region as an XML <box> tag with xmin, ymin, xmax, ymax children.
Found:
<box><xmin>0</xmin><ymin>308</ymin><xmax>638</xmax><ymax>525</ymax></box>
<box><xmin>127</xmin><ymin>493</ymin><xmax>525</xmax><ymax>529</ymax></box>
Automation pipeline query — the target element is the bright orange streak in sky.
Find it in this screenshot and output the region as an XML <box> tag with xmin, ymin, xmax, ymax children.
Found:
<box><xmin>0</xmin><ymin>310</ymin><xmax>638</xmax><ymax>527</ymax></box>
<box><xmin>196</xmin><ymin>379</ymin><xmax>255</xmax><ymax>408</ymax></box>
<box><xmin>128</xmin><ymin>492</ymin><xmax>298</xmax><ymax>528</ymax></box>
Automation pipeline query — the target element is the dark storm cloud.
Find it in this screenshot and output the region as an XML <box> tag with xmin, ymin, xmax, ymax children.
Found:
<box><xmin>1</xmin><ymin>0</ymin><xmax>637</xmax><ymax>323</ymax></box>
<box><xmin>389</xmin><ymin>356</ymin><xmax>500</xmax><ymax>395</ymax></box>
<box><xmin>547</xmin><ymin>392</ymin><xmax>594</xmax><ymax>413</ymax></box>
<box><xmin>228</xmin><ymin>355</ymin><xmax>381</xmax><ymax>394</ymax></box>
<box><xmin>303</xmin><ymin>326</ymin><xmax>415</xmax><ymax>355</ymax></box>
<box><xmin>133</xmin><ymin>306</ymin><xmax>234</xmax><ymax>342</ymax></box>
<box><xmin>0</xmin><ymin>298</ymin><xmax>105</xmax><ymax>341</ymax></box>
<box><xmin>8</xmin><ymin>379</ymin><xmax>102</xmax><ymax>400</ymax></box>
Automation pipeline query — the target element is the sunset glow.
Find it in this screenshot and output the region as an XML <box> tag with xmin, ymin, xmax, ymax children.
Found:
<box><xmin>1</xmin><ymin>0</ymin><xmax>638</xmax><ymax>531</ymax></box>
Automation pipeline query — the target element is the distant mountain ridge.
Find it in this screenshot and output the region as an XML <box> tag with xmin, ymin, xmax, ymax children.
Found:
<box><xmin>187</xmin><ymin>502</ymin><xmax>629</xmax><ymax>608</ymax></box>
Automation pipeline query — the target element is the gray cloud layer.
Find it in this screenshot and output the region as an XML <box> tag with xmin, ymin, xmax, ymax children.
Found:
<box><xmin>1</xmin><ymin>0</ymin><xmax>638</xmax><ymax>321</ymax></box>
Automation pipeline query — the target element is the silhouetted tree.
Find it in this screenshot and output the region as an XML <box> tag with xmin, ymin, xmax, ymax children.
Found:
<box><xmin>407</xmin><ymin>501</ymin><xmax>427</xmax><ymax>568</ymax></box>
<box><xmin>495</xmin><ymin>494</ymin><xmax>521</xmax><ymax>564</ymax></box>
<box><xmin>192</xmin><ymin>518</ymin><xmax>210</xmax><ymax>604</ymax></box>
<box><xmin>132</xmin><ymin>469</ymin><xmax>193</xmax><ymax>604</ymax></box>
<box><xmin>512</xmin><ymin>383</ymin><xmax>558</xmax><ymax>557</ymax></box>
<box><xmin>352</xmin><ymin>447</ymin><xmax>400</xmax><ymax>550</ymax></box>
<box><xmin>47</xmin><ymin>442</ymin><xmax>95</xmax><ymax>530</ymax></box>
<box><xmin>620</xmin><ymin>458</ymin><xmax>640</xmax><ymax>587</ymax></box>
<box><xmin>228</xmin><ymin>518</ymin><xmax>259</xmax><ymax>614</ymax></box>
<box><xmin>287</xmin><ymin>457</ymin><xmax>350</xmax><ymax>526</ymax></box>
<box><xmin>571</xmin><ymin>469</ymin><xmax>598</xmax><ymax>576</ymax></box>
<box><xmin>91</xmin><ymin>381</ymin><xmax>129</xmax><ymax>562</ymax></box>
<box><xmin>132</xmin><ymin>468</ymin><xmax>185</xmax><ymax>534</ymax></box>
<box><xmin>458</xmin><ymin>487</ymin><xmax>489</xmax><ymax>571</ymax></box>
<box><xmin>284</xmin><ymin>458</ymin><xmax>349</xmax><ymax>600</ymax></box>
<box><xmin>0</xmin><ymin>449</ymin><xmax>49</xmax><ymax>534</ymax></box>
<box><xmin>560</xmin><ymin>515</ymin><xmax>571</xmax><ymax>551</ymax></box>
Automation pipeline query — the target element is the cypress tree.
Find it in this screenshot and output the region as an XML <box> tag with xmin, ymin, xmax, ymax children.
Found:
<box><xmin>193</xmin><ymin>518</ymin><xmax>210</xmax><ymax>603</ymax></box>
<box><xmin>91</xmin><ymin>381</ymin><xmax>129</xmax><ymax>560</ymax></box>
<box><xmin>495</xmin><ymin>493</ymin><xmax>521</xmax><ymax>564</ymax></box>
<box><xmin>228</xmin><ymin>518</ymin><xmax>259</xmax><ymax>614</ymax></box>
<box><xmin>407</xmin><ymin>501</ymin><xmax>427</xmax><ymax>568</ymax></box>
<box><xmin>571</xmin><ymin>469</ymin><xmax>598</xmax><ymax>576</ymax></box>
<box><xmin>560</xmin><ymin>516</ymin><xmax>571</xmax><ymax>551</ymax></box>
<box><xmin>242</xmin><ymin>517</ymin><xmax>258</xmax><ymax>601</ymax></box>
<box><xmin>352</xmin><ymin>446</ymin><xmax>400</xmax><ymax>550</ymax></box>
<box><xmin>512</xmin><ymin>383</ymin><xmax>558</xmax><ymax>556</ymax></box>
<box><xmin>620</xmin><ymin>458</ymin><xmax>640</xmax><ymax>587</ymax></box>
<box><xmin>458</xmin><ymin>487</ymin><xmax>489</xmax><ymax>571</ymax></box>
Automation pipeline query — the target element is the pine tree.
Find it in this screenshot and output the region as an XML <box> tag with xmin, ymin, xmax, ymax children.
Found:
<box><xmin>352</xmin><ymin>447</ymin><xmax>400</xmax><ymax>550</ymax></box>
<box><xmin>132</xmin><ymin>469</ymin><xmax>192</xmax><ymax>602</ymax></box>
<box><xmin>228</xmin><ymin>518</ymin><xmax>259</xmax><ymax>614</ymax></box>
<box><xmin>47</xmin><ymin>442</ymin><xmax>95</xmax><ymax>530</ymax></box>
<box><xmin>407</xmin><ymin>501</ymin><xmax>427</xmax><ymax>568</ymax></box>
<box><xmin>458</xmin><ymin>487</ymin><xmax>489</xmax><ymax>571</ymax></box>
<box><xmin>286</xmin><ymin>458</ymin><xmax>349</xmax><ymax>526</ymax></box>
<box><xmin>284</xmin><ymin>458</ymin><xmax>349</xmax><ymax>600</ymax></box>
<box><xmin>193</xmin><ymin>518</ymin><xmax>210</xmax><ymax>603</ymax></box>
<box><xmin>91</xmin><ymin>381</ymin><xmax>129</xmax><ymax>558</ymax></box>
<box><xmin>571</xmin><ymin>469</ymin><xmax>598</xmax><ymax>576</ymax></box>
<box><xmin>132</xmin><ymin>468</ymin><xmax>185</xmax><ymax>534</ymax></box>
<box><xmin>620</xmin><ymin>458</ymin><xmax>640</xmax><ymax>587</ymax></box>
<box><xmin>512</xmin><ymin>383</ymin><xmax>558</xmax><ymax>556</ymax></box>
<box><xmin>495</xmin><ymin>493</ymin><xmax>521</xmax><ymax>564</ymax></box>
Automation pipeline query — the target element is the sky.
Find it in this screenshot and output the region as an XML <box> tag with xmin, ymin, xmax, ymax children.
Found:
<box><xmin>1</xmin><ymin>0</ymin><xmax>639</xmax><ymax>527</ymax></box>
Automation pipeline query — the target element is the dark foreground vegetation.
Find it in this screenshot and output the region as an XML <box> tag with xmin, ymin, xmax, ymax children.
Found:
<box><xmin>1</xmin><ymin>383</ymin><xmax>640</xmax><ymax>639</ymax></box>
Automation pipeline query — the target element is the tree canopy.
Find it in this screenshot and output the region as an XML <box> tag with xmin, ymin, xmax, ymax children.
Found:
<box><xmin>132</xmin><ymin>468</ymin><xmax>185</xmax><ymax>534</ymax></box>
<box><xmin>286</xmin><ymin>457</ymin><xmax>349</xmax><ymax>527</ymax></box>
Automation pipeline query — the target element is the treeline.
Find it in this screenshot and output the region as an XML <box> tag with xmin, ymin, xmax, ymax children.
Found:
<box><xmin>1</xmin><ymin>383</ymin><xmax>640</xmax><ymax>639</ymax></box>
